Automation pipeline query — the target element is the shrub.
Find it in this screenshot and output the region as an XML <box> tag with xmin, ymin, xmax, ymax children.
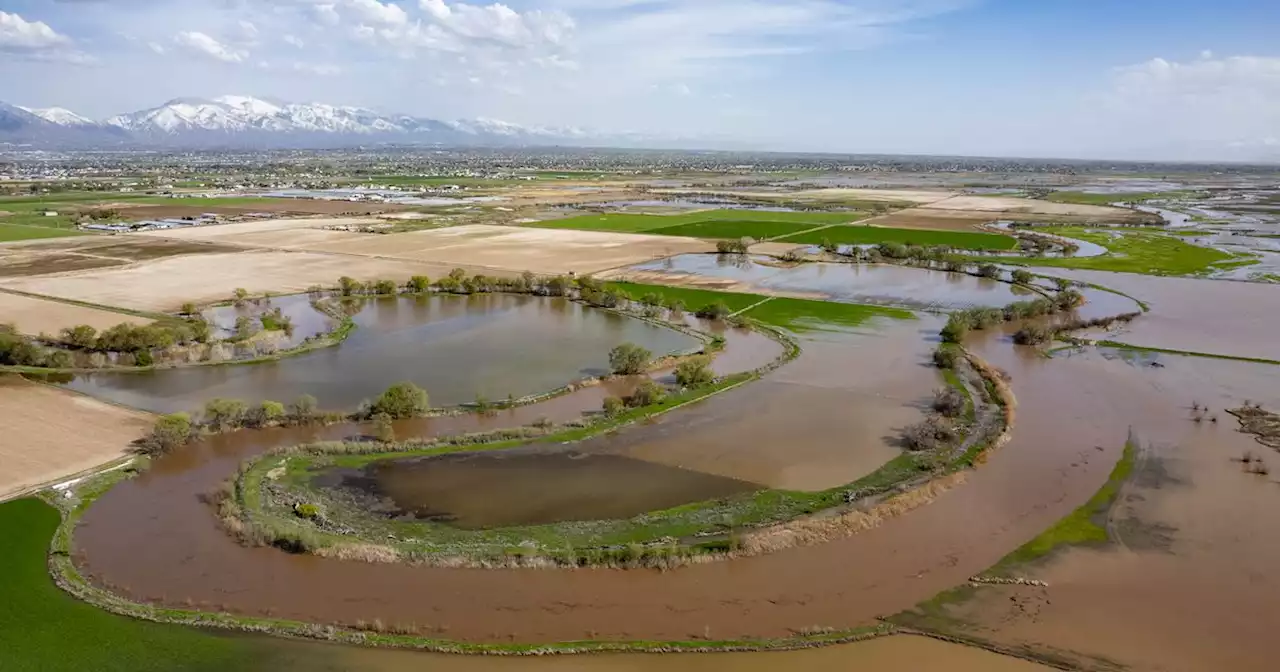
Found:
<box><xmin>1053</xmin><ymin>277</ymin><xmax>1073</xmax><ymax>291</ymax></box>
<box><xmin>1013</xmin><ymin>325</ymin><xmax>1055</xmax><ymax>345</ymax></box>
<box><xmin>290</xmin><ymin>394</ymin><xmax>318</xmax><ymax>423</ymax></box>
<box><xmin>602</xmin><ymin>396</ymin><xmax>625</xmax><ymax>417</ymax></box>
<box><xmin>695</xmin><ymin>301</ymin><xmax>732</xmax><ymax>320</ymax></box>
<box><xmin>46</xmin><ymin>349</ymin><xmax>74</xmax><ymax>369</ymax></box>
<box><xmin>370</xmin><ymin>381</ymin><xmax>429</xmax><ymax>419</ymax></box>
<box><xmin>977</xmin><ymin>264</ymin><xmax>1001</xmax><ymax>279</ymax></box>
<box><xmin>674</xmin><ymin>355</ymin><xmax>715</xmax><ymax>388</ymax></box>
<box><xmin>932</xmin><ymin>345</ymin><xmax>960</xmax><ymax>369</ymax></box>
<box><xmin>1011</xmin><ymin>269</ymin><xmax>1034</xmax><ymax>285</ymax></box>
<box><xmin>608</xmin><ymin>342</ymin><xmax>652</xmax><ymax>375</ymax></box>
<box><xmin>371</xmin><ymin>412</ymin><xmax>396</xmax><ymax>442</ymax></box>
<box><xmin>902</xmin><ymin>416</ymin><xmax>958</xmax><ymax>451</ymax></box>
<box><xmin>373</xmin><ymin>279</ymin><xmax>398</xmax><ymax>295</ymax></box>
<box><xmin>627</xmin><ymin>379</ymin><xmax>667</xmax><ymax>407</ymax></box>
<box><xmin>138</xmin><ymin>413</ymin><xmax>192</xmax><ymax>455</ymax></box>
<box><xmin>294</xmin><ymin>503</ymin><xmax>321</xmax><ymax>520</ymax></box>
<box><xmin>257</xmin><ymin>400</ymin><xmax>286</xmax><ymax>426</ymax></box>
<box><xmin>405</xmin><ymin>275</ymin><xmax>431</xmax><ymax>293</ymax></box>
<box><xmin>933</xmin><ymin>387</ymin><xmax>966</xmax><ymax>418</ymax></box>
<box><xmin>204</xmin><ymin>398</ymin><xmax>248</xmax><ymax>431</ymax></box>
<box><xmin>940</xmin><ymin>313</ymin><xmax>970</xmax><ymax>344</ymax></box>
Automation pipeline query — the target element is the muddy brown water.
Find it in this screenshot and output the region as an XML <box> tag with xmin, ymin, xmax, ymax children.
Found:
<box><xmin>622</xmin><ymin>254</ymin><xmax>1033</xmax><ymax>309</ymax></box>
<box><xmin>343</xmin><ymin>452</ymin><xmax>761</xmax><ymax>529</ymax></box>
<box><xmin>73</xmin><ymin>309</ymin><xmax>1136</xmax><ymax>644</ymax></box>
<box><xmin>62</xmin><ymin>294</ymin><xmax>700</xmax><ymax>414</ymax></box>
<box><xmin>928</xmin><ymin>350</ymin><xmax>1280</xmax><ymax>671</ymax></box>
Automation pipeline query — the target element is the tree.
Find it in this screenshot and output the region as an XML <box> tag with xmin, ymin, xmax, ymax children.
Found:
<box><xmin>1053</xmin><ymin>277</ymin><xmax>1073</xmax><ymax>291</ymax></box>
<box><xmin>406</xmin><ymin>275</ymin><xmax>431</xmax><ymax>293</ymax></box>
<box><xmin>674</xmin><ymin>355</ymin><xmax>714</xmax><ymax>388</ymax></box>
<box><xmin>203</xmin><ymin>398</ymin><xmax>248</xmax><ymax>431</ymax></box>
<box><xmin>933</xmin><ymin>387</ymin><xmax>966</xmax><ymax>418</ymax></box>
<box><xmin>180</xmin><ymin>302</ymin><xmax>198</xmax><ymax>316</ymax></box>
<box><xmin>977</xmin><ymin>264</ymin><xmax>1001</xmax><ymax>279</ymax></box>
<box><xmin>372</xmin><ymin>412</ymin><xmax>396</xmax><ymax>442</ymax></box>
<box><xmin>138</xmin><ymin>413</ymin><xmax>192</xmax><ymax>455</ymax></box>
<box><xmin>609</xmin><ymin>342</ymin><xmax>651</xmax><ymax>375</ymax></box>
<box><xmin>695</xmin><ymin>301</ymin><xmax>731</xmax><ymax>320</ymax></box>
<box><xmin>373</xmin><ymin>279</ymin><xmax>398</xmax><ymax>295</ymax></box>
<box><xmin>60</xmin><ymin>325</ymin><xmax>97</xmax><ymax>349</ymax></box>
<box><xmin>602</xmin><ymin>396</ymin><xmax>625</xmax><ymax>417</ymax></box>
<box><xmin>46</xmin><ymin>350</ymin><xmax>74</xmax><ymax>369</ymax></box>
<box><xmin>233</xmin><ymin>287</ymin><xmax>250</xmax><ymax>306</ymax></box>
<box><xmin>940</xmin><ymin>313</ymin><xmax>970</xmax><ymax>344</ymax></box>
<box><xmin>627</xmin><ymin>379</ymin><xmax>666</xmax><ymax>407</ymax></box>
<box><xmin>1011</xmin><ymin>269</ymin><xmax>1034</xmax><ymax>285</ymax></box>
<box><xmin>290</xmin><ymin>394</ymin><xmax>319</xmax><ymax>423</ymax></box>
<box><xmin>370</xmin><ymin>381</ymin><xmax>429</xmax><ymax>419</ymax></box>
<box><xmin>257</xmin><ymin>400</ymin><xmax>286</xmax><ymax>426</ymax></box>
<box><xmin>338</xmin><ymin>276</ymin><xmax>360</xmax><ymax>297</ymax></box>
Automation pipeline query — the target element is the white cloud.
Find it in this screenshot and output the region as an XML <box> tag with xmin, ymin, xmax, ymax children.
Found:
<box><xmin>347</xmin><ymin>0</ymin><xmax>409</xmax><ymax>26</ymax></box>
<box><xmin>283</xmin><ymin>34</ymin><xmax>306</xmax><ymax>48</ymax></box>
<box><xmin>0</xmin><ymin>11</ymin><xmax>69</xmax><ymax>50</ymax></box>
<box><xmin>310</xmin><ymin>3</ymin><xmax>341</xmax><ymax>26</ymax></box>
<box><xmin>174</xmin><ymin>31</ymin><xmax>248</xmax><ymax>63</ymax></box>
<box><xmin>147</xmin><ymin>41</ymin><xmax>166</xmax><ymax>55</ymax></box>
<box><xmin>0</xmin><ymin>10</ymin><xmax>93</xmax><ymax>63</ymax></box>
<box><xmin>237</xmin><ymin>20</ymin><xmax>259</xmax><ymax>41</ymax></box>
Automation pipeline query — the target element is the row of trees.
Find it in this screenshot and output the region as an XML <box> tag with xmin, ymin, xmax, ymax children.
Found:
<box><xmin>940</xmin><ymin>289</ymin><xmax>1084</xmax><ymax>344</ymax></box>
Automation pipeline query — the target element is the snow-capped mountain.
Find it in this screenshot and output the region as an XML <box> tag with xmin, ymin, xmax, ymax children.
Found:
<box><xmin>19</xmin><ymin>106</ymin><xmax>97</xmax><ymax>127</ymax></box>
<box><xmin>1</xmin><ymin>94</ymin><xmax>691</xmax><ymax>149</ymax></box>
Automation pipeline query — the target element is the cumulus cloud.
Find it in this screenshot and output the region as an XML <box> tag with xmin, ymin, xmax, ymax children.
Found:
<box><xmin>283</xmin><ymin>34</ymin><xmax>306</xmax><ymax>48</ymax></box>
<box><xmin>0</xmin><ymin>10</ymin><xmax>93</xmax><ymax>63</ymax></box>
<box><xmin>310</xmin><ymin>3</ymin><xmax>341</xmax><ymax>26</ymax></box>
<box><xmin>347</xmin><ymin>0</ymin><xmax>408</xmax><ymax>26</ymax></box>
<box><xmin>174</xmin><ymin>31</ymin><xmax>248</xmax><ymax>63</ymax></box>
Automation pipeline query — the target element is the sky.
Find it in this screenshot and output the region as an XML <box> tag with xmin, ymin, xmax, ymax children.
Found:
<box><xmin>1</xmin><ymin>0</ymin><xmax>1279</xmax><ymax>161</ymax></box>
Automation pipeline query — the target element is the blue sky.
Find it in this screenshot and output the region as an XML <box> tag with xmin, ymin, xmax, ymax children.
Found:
<box><xmin>2</xmin><ymin>0</ymin><xmax>1278</xmax><ymax>160</ymax></box>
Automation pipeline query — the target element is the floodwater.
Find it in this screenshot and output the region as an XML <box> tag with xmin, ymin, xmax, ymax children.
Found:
<box><xmin>931</xmin><ymin>350</ymin><xmax>1280</xmax><ymax>671</ymax></box>
<box><xmin>341</xmin><ymin>451</ymin><xmax>761</xmax><ymax>528</ymax></box>
<box><xmin>62</xmin><ymin>294</ymin><xmax>700</xmax><ymax>414</ymax></box>
<box><xmin>203</xmin><ymin>293</ymin><xmax>334</xmax><ymax>349</ymax></box>
<box><xmin>623</xmin><ymin>254</ymin><xmax>1030</xmax><ymax>309</ymax></box>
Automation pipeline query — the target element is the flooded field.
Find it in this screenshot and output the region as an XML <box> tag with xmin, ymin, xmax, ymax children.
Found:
<box><xmin>63</xmin><ymin>294</ymin><xmax>699</xmax><ymax>414</ymax></box>
<box><xmin>336</xmin><ymin>451</ymin><xmax>761</xmax><ymax>528</ymax></box>
<box><xmin>615</xmin><ymin>254</ymin><xmax>1031</xmax><ymax>310</ymax></box>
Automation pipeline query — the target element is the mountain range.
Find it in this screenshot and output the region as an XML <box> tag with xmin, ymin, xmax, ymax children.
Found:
<box><xmin>0</xmin><ymin>95</ymin><xmax>622</xmax><ymax>149</ymax></box>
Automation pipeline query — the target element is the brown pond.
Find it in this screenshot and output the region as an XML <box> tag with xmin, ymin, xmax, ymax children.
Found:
<box><xmin>328</xmin><ymin>451</ymin><xmax>761</xmax><ymax>529</ymax></box>
<box><xmin>62</xmin><ymin>294</ymin><xmax>701</xmax><ymax>414</ymax></box>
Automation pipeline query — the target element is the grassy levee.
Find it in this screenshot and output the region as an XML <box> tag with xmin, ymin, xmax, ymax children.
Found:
<box><xmin>1044</xmin><ymin>190</ymin><xmax>1196</xmax><ymax>205</ymax></box>
<box><xmin>45</xmin><ymin>451</ymin><xmax>906</xmax><ymax>653</ymax></box>
<box><xmin>1003</xmin><ymin>227</ymin><xmax>1249</xmax><ymax>276</ymax></box>
<box><xmin>778</xmin><ymin>225</ymin><xmax>1018</xmax><ymax>251</ymax></box>
<box><xmin>606</xmin><ymin>281</ymin><xmax>914</xmax><ymax>332</ymax></box>
<box><xmin>1095</xmin><ymin>341</ymin><xmax>1280</xmax><ymax>366</ymax></box>
<box><xmin>890</xmin><ymin>438</ymin><xmax>1139</xmax><ymax>641</ymax></box>
<box><xmin>0</xmin><ymin>498</ymin><xmax>246</xmax><ymax>672</ymax></box>
<box><xmin>527</xmin><ymin>209</ymin><xmax>861</xmax><ymax>234</ymax></box>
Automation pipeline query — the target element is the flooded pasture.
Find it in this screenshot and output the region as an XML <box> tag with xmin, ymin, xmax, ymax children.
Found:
<box><xmin>62</xmin><ymin>294</ymin><xmax>700</xmax><ymax>414</ymax></box>
<box><xmin>333</xmin><ymin>451</ymin><xmax>761</xmax><ymax>528</ymax></box>
<box><xmin>618</xmin><ymin>254</ymin><xmax>1031</xmax><ymax>309</ymax></box>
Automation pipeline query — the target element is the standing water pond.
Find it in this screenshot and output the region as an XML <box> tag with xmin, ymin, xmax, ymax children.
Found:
<box><xmin>62</xmin><ymin>294</ymin><xmax>700</xmax><ymax>414</ymax></box>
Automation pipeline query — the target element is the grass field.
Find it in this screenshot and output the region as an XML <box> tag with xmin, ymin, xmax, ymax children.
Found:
<box><xmin>530</xmin><ymin>209</ymin><xmax>861</xmax><ymax>234</ymax></box>
<box><xmin>1015</xmin><ymin>227</ymin><xmax>1248</xmax><ymax>276</ymax></box>
<box><xmin>606</xmin><ymin>281</ymin><xmax>912</xmax><ymax>331</ymax></box>
<box><xmin>778</xmin><ymin>224</ymin><xmax>1017</xmax><ymax>251</ymax></box>
<box><xmin>0</xmin><ymin>498</ymin><xmax>247</xmax><ymax>672</ymax></box>
<box><xmin>0</xmin><ymin>223</ymin><xmax>87</xmax><ymax>242</ymax></box>
<box><xmin>652</xmin><ymin>220</ymin><xmax>815</xmax><ymax>240</ymax></box>
<box><xmin>1045</xmin><ymin>191</ymin><xmax>1193</xmax><ymax>205</ymax></box>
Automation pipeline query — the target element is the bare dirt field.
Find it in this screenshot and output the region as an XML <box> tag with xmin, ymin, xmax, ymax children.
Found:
<box><xmin>300</xmin><ymin>224</ymin><xmax>715</xmax><ymax>275</ymax></box>
<box><xmin>0</xmin><ymin>237</ymin><xmax>244</xmax><ymax>278</ymax></box>
<box><xmin>0</xmin><ymin>250</ymin><xmax>452</xmax><ymax>312</ymax></box>
<box><xmin>0</xmin><ymin>377</ymin><xmax>153</xmax><ymax>500</ymax></box>
<box><xmin>926</xmin><ymin>194</ymin><xmax>1148</xmax><ymax>220</ymax></box>
<box><xmin>136</xmin><ymin>217</ymin><xmax>379</xmax><ymax>247</ymax></box>
<box><xmin>0</xmin><ymin>291</ymin><xmax>150</xmax><ymax>334</ymax></box>
<box><xmin>653</xmin><ymin>187</ymin><xmax>955</xmax><ymax>205</ymax></box>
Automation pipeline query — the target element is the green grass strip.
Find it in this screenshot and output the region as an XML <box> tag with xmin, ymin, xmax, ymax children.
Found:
<box><xmin>1096</xmin><ymin>341</ymin><xmax>1280</xmax><ymax>366</ymax></box>
<box><xmin>1009</xmin><ymin>226</ymin><xmax>1248</xmax><ymax>276</ymax></box>
<box><xmin>528</xmin><ymin>209</ymin><xmax>860</xmax><ymax>234</ymax></box>
<box><xmin>778</xmin><ymin>225</ymin><xmax>1017</xmax><ymax>251</ymax></box>
<box><xmin>0</xmin><ymin>222</ymin><xmax>87</xmax><ymax>242</ymax></box>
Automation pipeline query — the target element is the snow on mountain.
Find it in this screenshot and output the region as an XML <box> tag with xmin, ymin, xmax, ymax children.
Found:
<box><xmin>3</xmin><ymin>94</ymin><xmax>666</xmax><ymax>148</ymax></box>
<box><xmin>19</xmin><ymin>106</ymin><xmax>96</xmax><ymax>126</ymax></box>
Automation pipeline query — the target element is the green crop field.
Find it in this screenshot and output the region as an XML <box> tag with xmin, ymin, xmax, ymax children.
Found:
<box><xmin>1017</xmin><ymin>227</ymin><xmax>1249</xmax><ymax>276</ymax></box>
<box><xmin>651</xmin><ymin>220</ymin><xmax>816</xmax><ymax>240</ymax></box>
<box><xmin>0</xmin><ymin>223</ymin><xmax>87</xmax><ymax>242</ymax></box>
<box><xmin>0</xmin><ymin>498</ymin><xmax>248</xmax><ymax>671</ymax></box>
<box><xmin>778</xmin><ymin>225</ymin><xmax>1017</xmax><ymax>251</ymax></box>
<box><xmin>1045</xmin><ymin>191</ymin><xmax>1194</xmax><ymax>206</ymax></box>
<box><xmin>530</xmin><ymin>209</ymin><xmax>861</xmax><ymax>234</ymax></box>
<box><xmin>607</xmin><ymin>281</ymin><xmax>912</xmax><ymax>331</ymax></box>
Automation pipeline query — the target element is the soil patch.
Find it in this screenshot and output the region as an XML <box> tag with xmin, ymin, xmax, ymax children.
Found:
<box><xmin>0</xmin><ymin>378</ymin><xmax>152</xmax><ymax>499</ymax></box>
<box><xmin>0</xmin><ymin>253</ymin><xmax>127</xmax><ymax>278</ymax></box>
<box><xmin>0</xmin><ymin>290</ymin><xmax>150</xmax><ymax>334</ymax></box>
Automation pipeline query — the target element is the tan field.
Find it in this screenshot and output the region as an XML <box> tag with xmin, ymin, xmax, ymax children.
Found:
<box><xmin>0</xmin><ymin>250</ymin><xmax>454</xmax><ymax>312</ymax></box>
<box><xmin>0</xmin><ymin>377</ymin><xmax>153</xmax><ymax>500</ymax></box>
<box><xmin>653</xmin><ymin>187</ymin><xmax>955</xmax><ymax>205</ymax></box>
<box><xmin>134</xmin><ymin>217</ymin><xmax>381</xmax><ymax>245</ymax></box>
<box><xmin>926</xmin><ymin>194</ymin><xmax>1144</xmax><ymax>218</ymax></box>
<box><xmin>299</xmin><ymin>224</ymin><xmax>715</xmax><ymax>275</ymax></box>
<box><xmin>0</xmin><ymin>291</ymin><xmax>150</xmax><ymax>335</ymax></box>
